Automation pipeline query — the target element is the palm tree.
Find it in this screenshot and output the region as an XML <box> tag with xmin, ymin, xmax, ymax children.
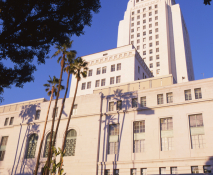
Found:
<box><xmin>53</xmin><ymin>51</ymin><xmax>76</xmax><ymax>145</ymax></box>
<box><xmin>34</xmin><ymin>76</ymin><xmax>62</xmax><ymax>175</ymax></box>
<box><xmin>58</xmin><ymin>57</ymin><xmax>88</xmax><ymax>173</ymax></box>
<box><xmin>45</xmin><ymin>41</ymin><xmax>75</xmax><ymax>174</ymax></box>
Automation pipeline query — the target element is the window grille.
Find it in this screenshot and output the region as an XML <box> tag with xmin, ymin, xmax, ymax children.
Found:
<box><xmin>132</xmin><ymin>98</ymin><xmax>138</xmax><ymax>108</ymax></box>
<box><xmin>111</xmin><ymin>65</ymin><xmax>115</xmax><ymax>72</ymax></box>
<box><xmin>102</xmin><ymin>67</ymin><xmax>107</xmax><ymax>74</ymax></box>
<box><xmin>43</xmin><ymin>132</ymin><xmax>55</xmax><ymax>157</ymax></box>
<box><xmin>109</xmin><ymin>102</ymin><xmax>114</xmax><ymax>111</ymax></box>
<box><xmin>141</xmin><ymin>97</ymin><xmax>146</xmax><ymax>107</ymax></box>
<box><xmin>88</xmin><ymin>70</ymin><xmax>93</xmax><ymax>76</ymax></box>
<box><xmin>101</xmin><ymin>79</ymin><xmax>106</xmax><ymax>86</ymax></box>
<box><xmin>166</xmin><ymin>93</ymin><xmax>173</xmax><ymax>103</ymax></box>
<box><xmin>110</xmin><ymin>77</ymin><xmax>114</xmax><ymax>85</ymax></box>
<box><xmin>108</xmin><ymin>124</ymin><xmax>119</xmax><ymax>154</ymax></box>
<box><xmin>141</xmin><ymin>168</ymin><xmax>147</xmax><ymax>175</ymax></box>
<box><xmin>117</xmin><ymin>101</ymin><xmax>122</xmax><ymax>110</ymax></box>
<box><xmin>160</xmin><ymin>118</ymin><xmax>173</xmax><ymax>131</ymax></box>
<box><xmin>81</xmin><ymin>83</ymin><xmax>86</xmax><ymax>90</ymax></box>
<box><xmin>171</xmin><ymin>167</ymin><xmax>178</xmax><ymax>174</ymax></box>
<box><xmin>114</xmin><ymin>169</ymin><xmax>119</xmax><ymax>175</ymax></box>
<box><xmin>160</xmin><ymin>167</ymin><xmax>166</xmax><ymax>174</ymax></box>
<box><xmin>97</xmin><ymin>68</ymin><xmax>101</xmax><ymax>75</ymax></box>
<box><xmin>35</xmin><ymin>110</ymin><xmax>41</xmax><ymax>120</ymax></box>
<box><xmin>26</xmin><ymin>134</ymin><xmax>38</xmax><ymax>159</ymax></box>
<box><xmin>195</xmin><ymin>88</ymin><xmax>202</xmax><ymax>99</ymax></box>
<box><xmin>161</xmin><ymin>137</ymin><xmax>173</xmax><ymax>151</ymax></box>
<box><xmin>131</xmin><ymin>169</ymin><xmax>137</xmax><ymax>175</ymax></box>
<box><xmin>203</xmin><ymin>165</ymin><xmax>211</xmax><ymax>173</ymax></box>
<box><xmin>9</xmin><ymin>117</ymin><xmax>14</xmax><ymax>125</ymax></box>
<box><xmin>87</xmin><ymin>82</ymin><xmax>91</xmax><ymax>89</ymax></box>
<box><xmin>0</xmin><ymin>136</ymin><xmax>8</xmax><ymax>161</ymax></box>
<box><xmin>116</xmin><ymin>76</ymin><xmax>121</xmax><ymax>83</ymax></box>
<box><xmin>117</xmin><ymin>63</ymin><xmax>121</xmax><ymax>70</ymax></box>
<box><xmin>134</xmin><ymin>121</ymin><xmax>145</xmax><ymax>133</ymax></box>
<box><xmin>157</xmin><ymin>94</ymin><xmax>163</xmax><ymax>104</ymax></box>
<box><xmin>4</xmin><ymin>118</ymin><xmax>9</xmax><ymax>126</ymax></box>
<box><xmin>95</xmin><ymin>80</ymin><xmax>100</xmax><ymax>87</ymax></box>
<box><xmin>105</xmin><ymin>170</ymin><xmax>110</xmax><ymax>175</ymax></box>
<box><xmin>191</xmin><ymin>166</ymin><xmax>199</xmax><ymax>174</ymax></box>
<box><xmin>64</xmin><ymin>130</ymin><xmax>77</xmax><ymax>156</ymax></box>
<box><xmin>185</xmin><ymin>90</ymin><xmax>192</xmax><ymax>100</ymax></box>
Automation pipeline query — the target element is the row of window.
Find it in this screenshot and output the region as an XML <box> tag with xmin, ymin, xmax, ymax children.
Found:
<box><xmin>132</xmin><ymin>21</ymin><xmax>159</xmax><ymax>27</ymax></box>
<box><xmin>88</xmin><ymin>63</ymin><xmax>121</xmax><ymax>77</ymax></box>
<box><xmin>104</xmin><ymin>165</ymin><xmax>211</xmax><ymax>175</ymax></box>
<box><xmin>82</xmin><ymin>76</ymin><xmax>121</xmax><ymax>90</ymax></box>
<box><xmin>132</xmin><ymin>6</ymin><xmax>158</xmax><ymax>15</ymax></box>
<box><xmin>0</xmin><ymin>129</ymin><xmax>77</xmax><ymax>161</ymax></box>
<box><xmin>132</xmin><ymin>24</ymin><xmax>158</xmax><ymax>33</ymax></box>
<box><xmin>108</xmin><ymin>113</ymin><xmax>205</xmax><ymax>156</ymax></box>
<box><xmin>133</xmin><ymin>30</ymin><xmax>159</xmax><ymax>40</ymax></box>
<box><xmin>131</xmin><ymin>36</ymin><xmax>159</xmax><ymax>47</ymax></box>
<box><xmin>132</xmin><ymin>11</ymin><xmax>158</xmax><ymax>20</ymax></box>
<box><xmin>3</xmin><ymin>117</ymin><xmax>14</xmax><ymax>126</ymax></box>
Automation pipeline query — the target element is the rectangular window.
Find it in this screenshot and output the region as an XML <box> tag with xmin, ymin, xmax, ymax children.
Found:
<box><xmin>137</xmin><ymin>46</ymin><xmax>140</xmax><ymax>50</ymax></box>
<box><xmin>171</xmin><ymin>167</ymin><xmax>177</xmax><ymax>174</ymax></box>
<box><xmin>0</xmin><ymin>136</ymin><xmax>9</xmax><ymax>161</ymax></box>
<box><xmin>131</xmin><ymin>169</ymin><xmax>137</xmax><ymax>175</ymax></box>
<box><xmin>160</xmin><ymin>167</ymin><xmax>166</xmax><ymax>174</ymax></box>
<box><xmin>81</xmin><ymin>82</ymin><xmax>86</xmax><ymax>90</ymax></box>
<box><xmin>132</xmin><ymin>17</ymin><xmax>134</xmax><ymax>21</ymax></box>
<box><xmin>111</xmin><ymin>65</ymin><xmax>115</xmax><ymax>72</ymax></box>
<box><xmin>72</xmin><ymin>104</ymin><xmax>77</xmax><ymax>115</ymax></box>
<box><xmin>156</xmin><ymin>41</ymin><xmax>159</xmax><ymax>45</ymax></box>
<box><xmin>149</xmin><ymin>18</ymin><xmax>152</xmax><ymax>22</ymax></box>
<box><xmin>137</xmin><ymin>33</ymin><xmax>140</xmax><ymax>37</ymax></box>
<box><xmin>155</xmin><ymin>16</ymin><xmax>158</xmax><ymax>20</ymax></box>
<box><xmin>189</xmin><ymin>114</ymin><xmax>205</xmax><ymax>149</ymax></box>
<box><xmin>96</xmin><ymin>68</ymin><xmax>101</xmax><ymax>75</ymax></box>
<box><xmin>131</xmin><ymin>29</ymin><xmax>134</xmax><ymax>33</ymax></box>
<box><xmin>149</xmin><ymin>63</ymin><xmax>153</xmax><ymax>68</ymax></box>
<box><xmin>35</xmin><ymin>110</ymin><xmax>41</xmax><ymax>120</ymax></box>
<box><xmin>105</xmin><ymin>170</ymin><xmax>110</xmax><ymax>175</ymax></box>
<box><xmin>185</xmin><ymin>90</ymin><xmax>192</xmax><ymax>100</ymax></box>
<box><xmin>134</xmin><ymin>121</ymin><xmax>145</xmax><ymax>153</ymax></box>
<box><xmin>191</xmin><ymin>166</ymin><xmax>199</xmax><ymax>174</ymax></box>
<box><xmin>141</xmin><ymin>168</ymin><xmax>147</xmax><ymax>175</ymax></box>
<box><xmin>108</xmin><ymin>124</ymin><xmax>119</xmax><ymax>154</ymax></box>
<box><xmin>143</xmin><ymin>32</ymin><xmax>146</xmax><ymax>36</ymax></box>
<box><xmin>132</xmin><ymin>98</ymin><xmax>138</xmax><ymax>108</ymax></box>
<box><xmin>87</xmin><ymin>82</ymin><xmax>91</xmax><ymax>89</ymax></box>
<box><xmin>137</xmin><ymin>15</ymin><xmax>140</xmax><ymax>19</ymax></box>
<box><xmin>155</xmin><ymin>5</ymin><xmax>158</xmax><ymax>8</ymax></box>
<box><xmin>88</xmin><ymin>69</ymin><xmax>93</xmax><ymax>76</ymax></box>
<box><xmin>143</xmin><ymin>20</ymin><xmax>146</xmax><ymax>24</ymax></box>
<box><xmin>117</xmin><ymin>63</ymin><xmax>121</xmax><ymax>70</ymax></box>
<box><xmin>131</xmin><ymin>23</ymin><xmax>134</xmax><ymax>27</ymax></box>
<box><xmin>143</xmin><ymin>8</ymin><xmax>146</xmax><ymax>12</ymax></box>
<box><xmin>167</xmin><ymin>93</ymin><xmax>173</xmax><ymax>103</ymax></box>
<box><xmin>149</xmin><ymin>56</ymin><xmax>153</xmax><ymax>61</ymax></box>
<box><xmin>110</xmin><ymin>77</ymin><xmax>114</xmax><ymax>85</ymax></box>
<box><xmin>137</xmin><ymin>21</ymin><xmax>140</xmax><ymax>25</ymax></box>
<box><xmin>143</xmin><ymin>14</ymin><xmax>146</xmax><ymax>18</ymax></box>
<box><xmin>109</xmin><ymin>102</ymin><xmax>114</xmax><ymax>111</ymax></box>
<box><xmin>9</xmin><ymin>117</ymin><xmax>14</xmax><ymax>125</ymax></box>
<box><xmin>114</xmin><ymin>169</ymin><xmax>119</xmax><ymax>175</ymax></box>
<box><xmin>117</xmin><ymin>101</ymin><xmax>122</xmax><ymax>110</ymax></box>
<box><xmin>157</xmin><ymin>94</ymin><xmax>163</xmax><ymax>104</ymax></box>
<box><xmin>131</xmin><ymin>35</ymin><xmax>134</xmax><ymax>39</ymax></box>
<box><xmin>101</xmin><ymin>79</ymin><xmax>106</xmax><ymax>86</ymax></box>
<box><xmin>149</xmin><ymin>36</ymin><xmax>152</xmax><ymax>40</ymax></box>
<box><xmin>156</xmin><ymin>48</ymin><xmax>159</xmax><ymax>52</ymax></box>
<box><xmin>137</xmin><ymin>27</ymin><xmax>140</xmax><ymax>31</ymax></box>
<box><xmin>138</xmin><ymin>66</ymin><xmax>140</xmax><ymax>73</ymax></box>
<box><xmin>156</xmin><ymin>55</ymin><xmax>160</xmax><ymax>59</ymax></box>
<box><xmin>156</xmin><ymin>35</ymin><xmax>159</xmax><ymax>39</ymax></box>
<box><xmin>4</xmin><ymin>118</ymin><xmax>9</xmax><ymax>126</ymax></box>
<box><xmin>149</xmin><ymin>24</ymin><xmax>152</xmax><ymax>28</ymax></box>
<box><xmin>149</xmin><ymin>43</ymin><xmax>152</xmax><ymax>47</ymax></box>
<box><xmin>143</xmin><ymin>38</ymin><xmax>146</xmax><ymax>42</ymax></box>
<box><xmin>116</xmin><ymin>76</ymin><xmax>121</xmax><ymax>84</ymax></box>
<box><xmin>95</xmin><ymin>80</ymin><xmax>100</xmax><ymax>87</ymax></box>
<box><xmin>155</xmin><ymin>10</ymin><xmax>158</xmax><ymax>14</ymax></box>
<box><xmin>195</xmin><ymin>88</ymin><xmax>202</xmax><ymax>99</ymax></box>
<box><xmin>149</xmin><ymin>12</ymin><xmax>152</xmax><ymax>16</ymax></box>
<box><xmin>143</xmin><ymin>44</ymin><xmax>146</xmax><ymax>49</ymax></box>
<box><xmin>102</xmin><ymin>67</ymin><xmax>107</xmax><ymax>74</ymax></box>
<box><xmin>155</xmin><ymin>22</ymin><xmax>158</xmax><ymax>26</ymax></box>
<box><xmin>137</xmin><ymin>10</ymin><xmax>140</xmax><ymax>13</ymax></box>
<box><xmin>132</xmin><ymin>11</ymin><xmax>134</xmax><ymax>15</ymax></box>
<box><xmin>203</xmin><ymin>165</ymin><xmax>211</xmax><ymax>173</ymax></box>
<box><xmin>141</xmin><ymin>97</ymin><xmax>146</xmax><ymax>107</ymax></box>
<box><xmin>143</xmin><ymin>51</ymin><xmax>146</xmax><ymax>55</ymax></box>
<box><xmin>161</xmin><ymin>118</ymin><xmax>173</xmax><ymax>131</ymax></box>
<box><xmin>149</xmin><ymin>49</ymin><xmax>153</xmax><ymax>54</ymax></box>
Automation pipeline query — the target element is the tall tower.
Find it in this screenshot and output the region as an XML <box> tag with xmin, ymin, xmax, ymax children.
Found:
<box><xmin>117</xmin><ymin>0</ymin><xmax>194</xmax><ymax>83</ymax></box>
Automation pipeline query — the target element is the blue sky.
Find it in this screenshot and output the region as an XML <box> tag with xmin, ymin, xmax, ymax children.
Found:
<box><xmin>1</xmin><ymin>0</ymin><xmax>213</xmax><ymax>105</ymax></box>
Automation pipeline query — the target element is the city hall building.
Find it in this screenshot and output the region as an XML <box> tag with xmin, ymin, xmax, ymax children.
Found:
<box><xmin>0</xmin><ymin>0</ymin><xmax>213</xmax><ymax>175</ymax></box>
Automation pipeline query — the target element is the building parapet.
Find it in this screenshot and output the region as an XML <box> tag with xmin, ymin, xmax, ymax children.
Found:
<box><xmin>93</xmin><ymin>74</ymin><xmax>173</xmax><ymax>96</ymax></box>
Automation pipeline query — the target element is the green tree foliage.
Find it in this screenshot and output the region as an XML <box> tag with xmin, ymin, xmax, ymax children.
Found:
<box><xmin>204</xmin><ymin>0</ymin><xmax>212</xmax><ymax>5</ymax></box>
<box><xmin>0</xmin><ymin>0</ymin><xmax>101</xmax><ymax>101</ymax></box>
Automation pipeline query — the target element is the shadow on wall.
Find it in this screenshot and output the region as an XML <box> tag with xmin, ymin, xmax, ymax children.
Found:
<box><xmin>100</xmin><ymin>89</ymin><xmax>155</xmax><ymax>173</ymax></box>
<box><xmin>204</xmin><ymin>156</ymin><xmax>213</xmax><ymax>173</ymax></box>
<box><xmin>9</xmin><ymin>104</ymin><xmax>41</xmax><ymax>175</ymax></box>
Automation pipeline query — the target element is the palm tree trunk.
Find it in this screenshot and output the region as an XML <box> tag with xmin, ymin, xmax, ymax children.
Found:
<box><xmin>53</xmin><ymin>73</ymin><xmax>70</xmax><ymax>144</ymax></box>
<box><xmin>45</xmin><ymin>55</ymin><xmax>65</xmax><ymax>175</ymax></box>
<box><xmin>34</xmin><ymin>88</ymin><xmax>54</xmax><ymax>175</ymax></box>
<box><xmin>58</xmin><ymin>77</ymin><xmax>80</xmax><ymax>173</ymax></box>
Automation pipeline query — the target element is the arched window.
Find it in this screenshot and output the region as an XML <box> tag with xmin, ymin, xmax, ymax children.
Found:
<box><xmin>26</xmin><ymin>134</ymin><xmax>38</xmax><ymax>159</ymax></box>
<box><xmin>43</xmin><ymin>132</ymin><xmax>55</xmax><ymax>157</ymax></box>
<box><xmin>64</xmin><ymin>129</ymin><xmax>77</xmax><ymax>156</ymax></box>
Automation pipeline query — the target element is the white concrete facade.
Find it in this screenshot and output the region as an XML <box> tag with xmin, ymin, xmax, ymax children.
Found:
<box><xmin>1</xmin><ymin>78</ymin><xmax>213</xmax><ymax>175</ymax></box>
<box><xmin>69</xmin><ymin>45</ymin><xmax>153</xmax><ymax>97</ymax></box>
<box><xmin>117</xmin><ymin>0</ymin><xmax>194</xmax><ymax>83</ymax></box>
